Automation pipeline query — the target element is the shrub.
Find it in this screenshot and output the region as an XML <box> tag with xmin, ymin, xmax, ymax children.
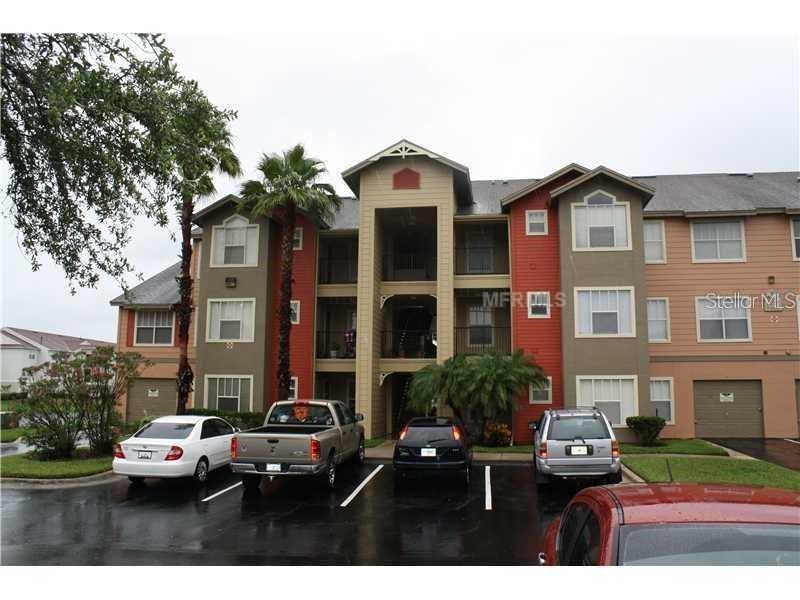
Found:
<box><xmin>626</xmin><ymin>416</ymin><xmax>667</xmax><ymax>446</ymax></box>
<box><xmin>1</xmin><ymin>391</ymin><xmax>28</xmax><ymax>401</ymax></box>
<box><xmin>186</xmin><ymin>408</ymin><xmax>265</xmax><ymax>430</ymax></box>
<box><xmin>482</xmin><ymin>421</ymin><xmax>512</xmax><ymax>447</ymax></box>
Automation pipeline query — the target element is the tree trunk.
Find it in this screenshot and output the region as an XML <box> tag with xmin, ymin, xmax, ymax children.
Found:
<box><xmin>276</xmin><ymin>202</ymin><xmax>296</xmax><ymax>400</ymax></box>
<box><xmin>175</xmin><ymin>189</ymin><xmax>194</xmax><ymax>415</ymax></box>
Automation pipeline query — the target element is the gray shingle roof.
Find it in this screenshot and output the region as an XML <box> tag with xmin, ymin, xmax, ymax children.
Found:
<box><xmin>461</xmin><ymin>178</ymin><xmax>538</xmax><ymax>215</ymax></box>
<box><xmin>110</xmin><ymin>262</ymin><xmax>181</xmax><ymax>307</ymax></box>
<box><xmin>328</xmin><ymin>197</ymin><xmax>359</xmax><ymax>229</ymax></box>
<box><xmin>3</xmin><ymin>327</ymin><xmax>113</xmax><ymax>351</ymax></box>
<box><xmin>638</xmin><ymin>172</ymin><xmax>800</xmax><ymax>215</ymax></box>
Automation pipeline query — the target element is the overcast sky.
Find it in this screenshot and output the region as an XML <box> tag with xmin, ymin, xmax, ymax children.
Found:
<box><xmin>1</xmin><ymin>31</ymin><xmax>798</xmax><ymax>342</ymax></box>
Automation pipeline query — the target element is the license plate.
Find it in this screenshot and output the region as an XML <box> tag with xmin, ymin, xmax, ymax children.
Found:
<box><xmin>137</xmin><ymin>450</ymin><xmax>152</xmax><ymax>460</ymax></box>
<box><xmin>570</xmin><ymin>446</ymin><xmax>588</xmax><ymax>456</ymax></box>
<box><xmin>266</xmin><ymin>463</ymin><xmax>281</xmax><ymax>472</ymax></box>
<box><xmin>421</xmin><ymin>448</ymin><xmax>436</xmax><ymax>457</ymax></box>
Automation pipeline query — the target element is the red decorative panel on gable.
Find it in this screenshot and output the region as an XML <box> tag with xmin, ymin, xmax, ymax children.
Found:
<box><xmin>393</xmin><ymin>168</ymin><xmax>420</xmax><ymax>190</ymax></box>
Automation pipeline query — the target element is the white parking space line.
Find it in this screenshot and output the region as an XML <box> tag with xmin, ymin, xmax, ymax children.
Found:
<box><xmin>201</xmin><ymin>481</ymin><xmax>242</xmax><ymax>503</ymax></box>
<box><xmin>484</xmin><ymin>465</ymin><xmax>492</xmax><ymax>511</ymax></box>
<box><xmin>784</xmin><ymin>438</ymin><xmax>800</xmax><ymax>446</ymax></box>
<box><xmin>340</xmin><ymin>465</ymin><xmax>383</xmax><ymax>508</ymax></box>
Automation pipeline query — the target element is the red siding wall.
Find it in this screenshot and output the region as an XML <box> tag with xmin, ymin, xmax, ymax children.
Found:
<box><xmin>508</xmin><ymin>174</ymin><xmax>576</xmax><ymax>442</ymax></box>
<box><xmin>266</xmin><ymin>213</ymin><xmax>318</xmax><ymax>405</ymax></box>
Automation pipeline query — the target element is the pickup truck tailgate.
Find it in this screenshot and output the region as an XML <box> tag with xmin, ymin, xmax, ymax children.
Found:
<box><xmin>235</xmin><ymin>425</ymin><xmax>332</xmax><ymax>465</ymax></box>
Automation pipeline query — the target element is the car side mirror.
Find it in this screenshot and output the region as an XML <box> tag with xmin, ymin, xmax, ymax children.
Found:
<box><xmin>234</xmin><ymin>427</ymin><xmax>241</xmax><ymax>433</ymax></box>
<box><xmin>355</xmin><ymin>413</ymin><xmax>364</xmax><ymax>422</ymax></box>
<box><xmin>528</xmin><ymin>421</ymin><xmax>537</xmax><ymax>431</ymax></box>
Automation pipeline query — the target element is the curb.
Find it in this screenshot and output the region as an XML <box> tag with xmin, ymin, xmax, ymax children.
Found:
<box><xmin>621</xmin><ymin>463</ymin><xmax>645</xmax><ymax>483</ymax></box>
<box><xmin>0</xmin><ymin>470</ymin><xmax>120</xmax><ymax>489</ymax></box>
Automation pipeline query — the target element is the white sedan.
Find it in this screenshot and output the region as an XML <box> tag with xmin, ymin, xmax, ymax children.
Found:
<box><xmin>113</xmin><ymin>415</ymin><xmax>237</xmax><ymax>484</ymax></box>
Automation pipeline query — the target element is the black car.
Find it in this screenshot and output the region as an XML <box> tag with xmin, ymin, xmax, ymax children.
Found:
<box><xmin>393</xmin><ymin>417</ymin><xmax>473</xmax><ymax>484</ymax></box>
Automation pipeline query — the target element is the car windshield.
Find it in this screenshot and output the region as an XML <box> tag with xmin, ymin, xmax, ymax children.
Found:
<box><xmin>619</xmin><ymin>524</ymin><xmax>800</xmax><ymax>566</ymax></box>
<box><xmin>267</xmin><ymin>404</ymin><xmax>334</xmax><ymax>425</ymax></box>
<box><xmin>403</xmin><ymin>425</ymin><xmax>455</xmax><ymax>444</ymax></box>
<box><xmin>547</xmin><ymin>416</ymin><xmax>609</xmax><ymax>440</ymax></box>
<box><xmin>134</xmin><ymin>422</ymin><xmax>196</xmax><ymax>439</ymax></box>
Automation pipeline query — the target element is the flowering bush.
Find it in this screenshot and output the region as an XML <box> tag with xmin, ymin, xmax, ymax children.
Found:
<box><xmin>482</xmin><ymin>421</ymin><xmax>512</xmax><ymax>447</ymax></box>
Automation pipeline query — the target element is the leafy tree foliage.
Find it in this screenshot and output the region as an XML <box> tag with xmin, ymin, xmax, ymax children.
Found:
<box><xmin>1</xmin><ymin>34</ymin><xmax>182</xmax><ymax>289</ymax></box>
<box><xmin>238</xmin><ymin>145</ymin><xmax>339</xmax><ymax>399</ymax></box>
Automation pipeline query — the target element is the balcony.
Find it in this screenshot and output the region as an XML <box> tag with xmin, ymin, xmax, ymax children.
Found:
<box><xmin>316</xmin><ymin>330</ymin><xmax>356</xmax><ymax>359</ymax></box>
<box><xmin>318</xmin><ymin>257</ymin><xmax>358</xmax><ymax>284</ymax></box>
<box><xmin>454</xmin><ymin>326</ymin><xmax>511</xmax><ymax>355</ymax></box>
<box><xmin>382</xmin><ymin>253</ymin><xmax>436</xmax><ymax>282</ymax></box>
<box><xmin>381</xmin><ymin>330</ymin><xmax>436</xmax><ymax>359</ymax></box>
<box><xmin>378</xmin><ymin>207</ymin><xmax>437</xmax><ymax>282</ymax></box>
<box><xmin>454</xmin><ymin>222</ymin><xmax>509</xmax><ymax>275</ymax></box>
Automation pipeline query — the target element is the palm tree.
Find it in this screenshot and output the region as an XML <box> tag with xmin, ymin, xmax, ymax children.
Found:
<box><xmin>238</xmin><ymin>145</ymin><xmax>340</xmax><ymax>400</ymax></box>
<box><xmin>169</xmin><ymin>81</ymin><xmax>241</xmax><ymax>414</ymax></box>
<box><xmin>407</xmin><ymin>351</ymin><xmax>547</xmax><ymax>441</ymax></box>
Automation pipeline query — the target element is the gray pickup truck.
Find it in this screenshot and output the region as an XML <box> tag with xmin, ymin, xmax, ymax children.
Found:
<box><xmin>231</xmin><ymin>400</ymin><xmax>365</xmax><ymax>491</ymax></box>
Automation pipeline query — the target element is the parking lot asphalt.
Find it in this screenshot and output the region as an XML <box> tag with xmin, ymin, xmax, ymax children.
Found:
<box><xmin>0</xmin><ymin>460</ymin><xmax>589</xmax><ymax>565</ymax></box>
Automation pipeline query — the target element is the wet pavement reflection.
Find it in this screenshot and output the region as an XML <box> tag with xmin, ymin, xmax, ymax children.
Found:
<box><xmin>1</xmin><ymin>461</ymin><xmax>600</xmax><ymax>565</ymax></box>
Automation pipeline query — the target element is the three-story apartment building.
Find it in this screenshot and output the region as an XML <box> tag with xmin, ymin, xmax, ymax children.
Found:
<box><xmin>111</xmin><ymin>140</ymin><xmax>800</xmax><ymax>441</ymax></box>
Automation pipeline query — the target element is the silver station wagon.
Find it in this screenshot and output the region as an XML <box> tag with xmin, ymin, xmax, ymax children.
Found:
<box><xmin>530</xmin><ymin>408</ymin><xmax>622</xmax><ymax>484</ymax></box>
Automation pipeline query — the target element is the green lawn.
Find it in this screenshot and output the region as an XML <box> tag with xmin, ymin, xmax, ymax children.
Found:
<box><xmin>623</xmin><ymin>456</ymin><xmax>800</xmax><ymax>491</ymax></box>
<box><xmin>0</xmin><ymin>400</ymin><xmax>21</xmax><ymax>412</ymax></box>
<box><xmin>474</xmin><ymin>444</ymin><xmax>533</xmax><ymax>454</ymax></box>
<box><xmin>621</xmin><ymin>438</ymin><xmax>727</xmax><ymax>456</ymax></box>
<box><xmin>0</xmin><ymin>451</ymin><xmax>112</xmax><ymax>479</ymax></box>
<box><xmin>0</xmin><ymin>428</ymin><xmax>26</xmax><ymax>443</ymax></box>
<box><xmin>364</xmin><ymin>438</ymin><xmax>388</xmax><ymax>448</ymax></box>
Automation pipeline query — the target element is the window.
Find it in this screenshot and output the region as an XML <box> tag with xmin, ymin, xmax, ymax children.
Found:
<box><xmin>792</xmin><ymin>218</ymin><xmax>800</xmax><ymax>260</ymax></box>
<box><xmin>696</xmin><ymin>296</ymin><xmax>751</xmax><ymax>341</ymax></box>
<box><xmin>527</xmin><ymin>292</ymin><xmax>551</xmax><ymax>318</ymax></box>
<box><xmin>644</xmin><ymin>220</ymin><xmax>666</xmax><ymax>263</ymax></box>
<box><xmin>211</xmin><ymin>215</ymin><xmax>259</xmax><ymax>267</ymax></box>
<box><xmin>293</xmin><ymin>227</ymin><xmax>303</xmax><ymax>251</ymax></box>
<box><xmin>290</xmin><ymin>300</ymin><xmax>300</xmax><ymax>325</ymax></box>
<box><xmin>572</xmin><ymin>191</ymin><xmax>631</xmax><ymax>250</ymax></box>
<box><xmin>28</xmin><ymin>353</ymin><xmax>36</xmax><ymax>360</ymax></box>
<box><xmin>288</xmin><ymin>376</ymin><xmax>298</xmax><ymax>400</ymax></box>
<box><xmin>206</xmin><ymin>299</ymin><xmax>255</xmax><ymax>342</ymax></box>
<box><xmin>691</xmin><ymin>220</ymin><xmax>745</xmax><ymax>262</ymax></box>
<box><xmin>650</xmin><ymin>378</ymin><xmax>674</xmax><ymax>424</ymax></box>
<box><xmin>647</xmin><ymin>298</ymin><xmax>670</xmax><ymax>342</ymax></box>
<box><xmin>468</xmin><ymin>305</ymin><xmax>493</xmax><ymax>346</ymax></box>
<box><xmin>576</xmin><ymin>376</ymin><xmax>638</xmax><ymax>426</ymax></box>
<box><xmin>526</xmin><ymin>210</ymin><xmax>548</xmax><ymax>235</ymax></box>
<box><xmin>135</xmin><ymin>311</ymin><xmax>174</xmax><ymax>345</ymax></box>
<box><xmin>557</xmin><ymin>502</ymin><xmax>590</xmax><ymax>565</ymax></box>
<box><xmin>529</xmin><ymin>376</ymin><xmax>553</xmax><ymax>404</ymax></box>
<box><xmin>569</xmin><ymin>511</ymin><xmax>602</xmax><ymax>566</ymax></box>
<box><xmin>205</xmin><ymin>376</ymin><xmax>252</xmax><ymax>412</ymax></box>
<box><xmin>576</xmin><ymin>288</ymin><xmax>635</xmax><ymax>337</ymax></box>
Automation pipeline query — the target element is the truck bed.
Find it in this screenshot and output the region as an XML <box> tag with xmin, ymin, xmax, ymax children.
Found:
<box><xmin>242</xmin><ymin>424</ymin><xmax>333</xmax><ymax>436</ymax></box>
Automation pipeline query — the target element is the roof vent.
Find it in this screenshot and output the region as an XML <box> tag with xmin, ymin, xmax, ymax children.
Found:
<box><xmin>728</xmin><ymin>173</ymin><xmax>753</xmax><ymax>177</ymax></box>
<box><xmin>502</xmin><ymin>180</ymin><xmax>508</xmax><ymax>184</ymax></box>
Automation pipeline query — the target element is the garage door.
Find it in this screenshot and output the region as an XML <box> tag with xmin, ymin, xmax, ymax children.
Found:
<box><xmin>127</xmin><ymin>378</ymin><xmax>177</xmax><ymax>422</ymax></box>
<box><xmin>694</xmin><ymin>380</ymin><xmax>763</xmax><ymax>438</ymax></box>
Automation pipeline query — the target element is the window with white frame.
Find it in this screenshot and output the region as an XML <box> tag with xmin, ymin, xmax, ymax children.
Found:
<box><xmin>576</xmin><ymin>288</ymin><xmax>634</xmax><ymax>336</ymax></box>
<box><xmin>293</xmin><ymin>227</ymin><xmax>303</xmax><ymax>251</ymax></box>
<box><xmin>792</xmin><ymin>218</ymin><xmax>800</xmax><ymax>260</ymax></box>
<box><xmin>647</xmin><ymin>298</ymin><xmax>670</xmax><ymax>342</ymax></box>
<box><xmin>468</xmin><ymin>305</ymin><xmax>493</xmax><ymax>345</ymax></box>
<box><xmin>644</xmin><ymin>220</ymin><xmax>666</xmax><ymax>263</ymax></box>
<box><xmin>211</xmin><ymin>215</ymin><xmax>259</xmax><ymax>267</ymax></box>
<box><xmin>290</xmin><ymin>300</ymin><xmax>300</xmax><ymax>325</ymax></box>
<box><xmin>691</xmin><ymin>220</ymin><xmax>745</xmax><ymax>262</ymax></box>
<box><xmin>525</xmin><ymin>210</ymin><xmax>548</xmax><ymax>235</ymax></box>
<box><xmin>650</xmin><ymin>378</ymin><xmax>674</xmax><ymax>424</ymax></box>
<box><xmin>576</xmin><ymin>376</ymin><xmax>637</xmax><ymax>426</ymax></box>
<box><xmin>696</xmin><ymin>296</ymin><xmax>751</xmax><ymax>341</ymax></box>
<box><xmin>572</xmin><ymin>191</ymin><xmax>631</xmax><ymax>250</ymax></box>
<box><xmin>527</xmin><ymin>292</ymin><xmax>551</xmax><ymax>318</ymax></box>
<box><xmin>288</xmin><ymin>376</ymin><xmax>298</xmax><ymax>400</ymax></box>
<box><xmin>206</xmin><ymin>376</ymin><xmax>252</xmax><ymax>412</ymax></box>
<box><xmin>529</xmin><ymin>376</ymin><xmax>553</xmax><ymax>404</ymax></box>
<box><xmin>135</xmin><ymin>311</ymin><xmax>174</xmax><ymax>345</ymax></box>
<box><xmin>207</xmin><ymin>299</ymin><xmax>255</xmax><ymax>342</ymax></box>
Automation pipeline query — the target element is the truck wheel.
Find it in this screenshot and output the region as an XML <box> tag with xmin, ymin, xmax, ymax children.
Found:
<box><xmin>242</xmin><ymin>475</ymin><xmax>261</xmax><ymax>493</ymax></box>
<box><xmin>355</xmin><ymin>437</ymin><xmax>366</xmax><ymax>465</ymax></box>
<box><xmin>325</xmin><ymin>457</ymin><xmax>337</xmax><ymax>489</ymax></box>
<box><xmin>606</xmin><ymin>471</ymin><xmax>623</xmax><ymax>484</ymax></box>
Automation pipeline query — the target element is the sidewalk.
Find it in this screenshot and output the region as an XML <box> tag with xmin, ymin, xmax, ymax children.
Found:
<box><xmin>366</xmin><ymin>440</ymin><xmax>532</xmax><ymax>463</ymax></box>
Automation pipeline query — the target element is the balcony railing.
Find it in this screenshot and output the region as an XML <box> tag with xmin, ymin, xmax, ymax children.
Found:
<box><xmin>382</xmin><ymin>253</ymin><xmax>436</xmax><ymax>281</ymax></box>
<box><xmin>318</xmin><ymin>258</ymin><xmax>358</xmax><ymax>284</ymax></box>
<box><xmin>454</xmin><ymin>326</ymin><xmax>511</xmax><ymax>355</ymax></box>
<box><xmin>316</xmin><ymin>330</ymin><xmax>357</xmax><ymax>359</ymax></box>
<box><xmin>381</xmin><ymin>330</ymin><xmax>436</xmax><ymax>358</ymax></box>
<box><xmin>454</xmin><ymin>246</ymin><xmax>509</xmax><ymax>275</ymax></box>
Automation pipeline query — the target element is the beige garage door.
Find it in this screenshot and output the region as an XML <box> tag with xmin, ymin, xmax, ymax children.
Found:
<box><xmin>694</xmin><ymin>380</ymin><xmax>763</xmax><ymax>438</ymax></box>
<box><xmin>127</xmin><ymin>378</ymin><xmax>177</xmax><ymax>422</ymax></box>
